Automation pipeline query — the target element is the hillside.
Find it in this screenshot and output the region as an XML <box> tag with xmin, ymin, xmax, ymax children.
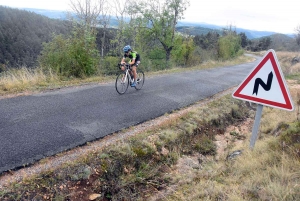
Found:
<box><xmin>268</xmin><ymin>33</ymin><xmax>300</xmax><ymax>51</ymax></box>
<box><xmin>176</xmin><ymin>21</ymin><xmax>280</xmax><ymax>39</ymax></box>
<box><xmin>0</xmin><ymin>6</ymin><xmax>72</xmax><ymax>68</ymax></box>
<box><xmin>176</xmin><ymin>26</ymin><xmax>222</xmax><ymax>36</ymax></box>
<box><xmin>0</xmin><ymin>6</ymin><xmax>118</xmax><ymax>69</ymax></box>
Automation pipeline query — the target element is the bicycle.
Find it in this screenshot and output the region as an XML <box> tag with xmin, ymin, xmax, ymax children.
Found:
<box><xmin>115</xmin><ymin>63</ymin><xmax>145</xmax><ymax>94</ymax></box>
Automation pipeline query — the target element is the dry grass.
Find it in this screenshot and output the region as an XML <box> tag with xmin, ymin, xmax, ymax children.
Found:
<box><xmin>0</xmin><ymin>68</ymin><xmax>58</xmax><ymax>94</ymax></box>
<box><xmin>165</xmin><ymin>82</ymin><xmax>300</xmax><ymax>201</ymax></box>
<box><xmin>253</xmin><ymin>51</ymin><xmax>300</xmax><ymax>79</ymax></box>
<box><xmin>276</xmin><ymin>51</ymin><xmax>300</xmax><ymax>75</ymax></box>
<box><xmin>167</xmin><ymin>135</ymin><xmax>300</xmax><ymax>201</ymax></box>
<box><xmin>0</xmin><ymin>67</ymin><xmax>114</xmax><ymax>96</ymax></box>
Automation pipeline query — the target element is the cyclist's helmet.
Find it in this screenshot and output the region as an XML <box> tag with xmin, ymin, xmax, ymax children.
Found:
<box><xmin>123</xmin><ymin>45</ymin><xmax>131</xmax><ymax>53</ymax></box>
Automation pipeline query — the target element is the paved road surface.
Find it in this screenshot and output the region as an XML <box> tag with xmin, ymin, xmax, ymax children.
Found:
<box><xmin>0</xmin><ymin>55</ymin><xmax>261</xmax><ymax>173</ymax></box>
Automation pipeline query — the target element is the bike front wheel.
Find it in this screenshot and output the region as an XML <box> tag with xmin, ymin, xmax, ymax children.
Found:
<box><xmin>115</xmin><ymin>73</ymin><xmax>129</xmax><ymax>94</ymax></box>
<box><xmin>135</xmin><ymin>70</ymin><xmax>145</xmax><ymax>90</ymax></box>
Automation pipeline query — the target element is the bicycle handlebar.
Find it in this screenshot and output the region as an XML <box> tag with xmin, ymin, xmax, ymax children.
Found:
<box><xmin>118</xmin><ymin>63</ymin><xmax>131</xmax><ymax>69</ymax></box>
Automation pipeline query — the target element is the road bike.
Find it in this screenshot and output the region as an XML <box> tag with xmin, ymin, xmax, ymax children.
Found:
<box><xmin>115</xmin><ymin>63</ymin><xmax>145</xmax><ymax>94</ymax></box>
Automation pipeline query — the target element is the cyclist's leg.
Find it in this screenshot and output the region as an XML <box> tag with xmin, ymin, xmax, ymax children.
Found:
<box><xmin>131</xmin><ymin>66</ymin><xmax>137</xmax><ymax>81</ymax></box>
<box><xmin>132</xmin><ymin>60</ymin><xmax>140</xmax><ymax>82</ymax></box>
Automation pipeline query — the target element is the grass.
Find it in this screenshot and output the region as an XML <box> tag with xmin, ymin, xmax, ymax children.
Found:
<box><xmin>0</xmin><ymin>52</ymin><xmax>300</xmax><ymax>200</ymax></box>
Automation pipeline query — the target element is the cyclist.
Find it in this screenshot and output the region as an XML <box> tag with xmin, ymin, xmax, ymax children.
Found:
<box><xmin>120</xmin><ymin>45</ymin><xmax>140</xmax><ymax>87</ymax></box>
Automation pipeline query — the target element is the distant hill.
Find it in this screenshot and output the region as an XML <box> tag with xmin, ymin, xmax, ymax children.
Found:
<box><xmin>261</xmin><ymin>34</ymin><xmax>299</xmax><ymax>52</ymax></box>
<box><xmin>234</xmin><ymin>27</ymin><xmax>277</xmax><ymax>40</ymax></box>
<box><xmin>22</xmin><ymin>8</ymin><xmax>290</xmax><ymax>40</ymax></box>
<box><xmin>176</xmin><ymin>21</ymin><xmax>280</xmax><ymax>39</ymax></box>
<box><xmin>176</xmin><ymin>26</ymin><xmax>222</xmax><ymax>36</ymax></box>
<box><xmin>23</xmin><ymin>8</ymin><xmax>69</xmax><ymax>20</ymax></box>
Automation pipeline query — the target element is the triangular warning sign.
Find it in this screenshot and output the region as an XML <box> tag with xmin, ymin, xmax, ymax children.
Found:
<box><xmin>232</xmin><ymin>49</ymin><xmax>294</xmax><ymax>111</ymax></box>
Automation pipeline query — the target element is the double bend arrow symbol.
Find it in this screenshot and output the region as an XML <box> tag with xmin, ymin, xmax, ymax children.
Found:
<box><xmin>252</xmin><ymin>71</ymin><xmax>273</xmax><ymax>96</ymax></box>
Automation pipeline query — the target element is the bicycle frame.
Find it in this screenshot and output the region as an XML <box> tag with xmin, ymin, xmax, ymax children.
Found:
<box><xmin>121</xmin><ymin>64</ymin><xmax>134</xmax><ymax>84</ymax></box>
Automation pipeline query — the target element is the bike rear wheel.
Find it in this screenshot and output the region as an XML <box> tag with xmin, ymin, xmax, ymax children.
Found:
<box><xmin>135</xmin><ymin>70</ymin><xmax>145</xmax><ymax>90</ymax></box>
<box><xmin>115</xmin><ymin>73</ymin><xmax>129</xmax><ymax>94</ymax></box>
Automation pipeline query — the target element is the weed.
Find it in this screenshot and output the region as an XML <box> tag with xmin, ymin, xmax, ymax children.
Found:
<box><xmin>194</xmin><ymin>135</ymin><xmax>217</xmax><ymax>155</ymax></box>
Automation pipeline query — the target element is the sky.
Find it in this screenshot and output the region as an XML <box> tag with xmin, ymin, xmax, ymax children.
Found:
<box><xmin>0</xmin><ymin>0</ymin><xmax>299</xmax><ymax>34</ymax></box>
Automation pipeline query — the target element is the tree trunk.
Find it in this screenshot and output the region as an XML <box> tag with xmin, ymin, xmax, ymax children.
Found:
<box><xmin>165</xmin><ymin>47</ymin><xmax>172</xmax><ymax>68</ymax></box>
<box><xmin>101</xmin><ymin>29</ymin><xmax>106</xmax><ymax>57</ymax></box>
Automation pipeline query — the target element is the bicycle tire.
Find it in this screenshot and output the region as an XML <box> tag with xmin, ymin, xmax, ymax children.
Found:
<box><xmin>135</xmin><ymin>70</ymin><xmax>145</xmax><ymax>90</ymax></box>
<box><xmin>115</xmin><ymin>72</ymin><xmax>129</xmax><ymax>94</ymax></box>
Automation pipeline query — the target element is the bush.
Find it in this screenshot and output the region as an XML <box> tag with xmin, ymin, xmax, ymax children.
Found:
<box><xmin>193</xmin><ymin>47</ymin><xmax>218</xmax><ymax>62</ymax></box>
<box><xmin>99</xmin><ymin>56</ymin><xmax>120</xmax><ymax>75</ymax></box>
<box><xmin>38</xmin><ymin>27</ymin><xmax>100</xmax><ymax>78</ymax></box>
<box><xmin>218</xmin><ymin>34</ymin><xmax>242</xmax><ymax>60</ymax></box>
<box><xmin>147</xmin><ymin>48</ymin><xmax>167</xmax><ymax>71</ymax></box>
<box><xmin>172</xmin><ymin>36</ymin><xmax>196</xmax><ymax>67</ymax></box>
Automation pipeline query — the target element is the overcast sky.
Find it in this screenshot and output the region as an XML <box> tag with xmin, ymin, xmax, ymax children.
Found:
<box><xmin>0</xmin><ymin>0</ymin><xmax>299</xmax><ymax>34</ymax></box>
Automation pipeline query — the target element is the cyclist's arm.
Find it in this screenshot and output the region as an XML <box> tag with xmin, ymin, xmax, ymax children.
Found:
<box><xmin>121</xmin><ymin>55</ymin><xmax>126</xmax><ymax>64</ymax></box>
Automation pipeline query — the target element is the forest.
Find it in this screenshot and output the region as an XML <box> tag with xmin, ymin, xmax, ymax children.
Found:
<box><xmin>0</xmin><ymin>2</ymin><xmax>299</xmax><ymax>77</ymax></box>
<box><xmin>0</xmin><ymin>6</ymin><xmax>72</xmax><ymax>69</ymax></box>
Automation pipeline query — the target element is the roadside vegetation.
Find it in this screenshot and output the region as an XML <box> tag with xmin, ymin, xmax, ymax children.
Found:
<box><xmin>0</xmin><ymin>54</ymin><xmax>252</xmax><ymax>96</ymax></box>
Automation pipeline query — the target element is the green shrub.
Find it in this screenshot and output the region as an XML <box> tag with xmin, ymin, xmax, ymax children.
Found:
<box><xmin>218</xmin><ymin>34</ymin><xmax>242</xmax><ymax>60</ymax></box>
<box><xmin>172</xmin><ymin>36</ymin><xmax>196</xmax><ymax>67</ymax></box>
<box><xmin>148</xmin><ymin>48</ymin><xmax>167</xmax><ymax>71</ymax></box>
<box><xmin>99</xmin><ymin>56</ymin><xmax>120</xmax><ymax>75</ymax></box>
<box><xmin>38</xmin><ymin>27</ymin><xmax>99</xmax><ymax>78</ymax></box>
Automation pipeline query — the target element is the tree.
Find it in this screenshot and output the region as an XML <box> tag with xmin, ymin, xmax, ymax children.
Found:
<box><xmin>172</xmin><ymin>35</ymin><xmax>195</xmax><ymax>66</ymax></box>
<box><xmin>258</xmin><ymin>37</ymin><xmax>271</xmax><ymax>50</ymax></box>
<box><xmin>130</xmin><ymin>0</ymin><xmax>190</xmax><ymax>67</ymax></box>
<box><xmin>239</xmin><ymin>32</ymin><xmax>248</xmax><ymax>48</ymax></box>
<box><xmin>194</xmin><ymin>32</ymin><xmax>220</xmax><ymax>50</ymax></box>
<box><xmin>97</xmin><ymin>0</ymin><xmax>111</xmax><ymax>57</ymax></box>
<box><xmin>295</xmin><ymin>25</ymin><xmax>300</xmax><ymax>46</ymax></box>
<box><xmin>69</xmin><ymin>0</ymin><xmax>103</xmax><ymax>29</ymax></box>
<box><xmin>110</xmin><ymin>0</ymin><xmax>132</xmax><ymax>55</ymax></box>
<box><xmin>218</xmin><ymin>34</ymin><xmax>242</xmax><ymax>60</ymax></box>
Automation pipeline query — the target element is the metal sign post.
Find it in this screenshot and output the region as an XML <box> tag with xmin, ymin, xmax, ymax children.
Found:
<box><xmin>250</xmin><ymin>104</ymin><xmax>263</xmax><ymax>149</ymax></box>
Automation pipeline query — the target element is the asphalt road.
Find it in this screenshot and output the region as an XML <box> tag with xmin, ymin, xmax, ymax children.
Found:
<box><xmin>0</xmin><ymin>55</ymin><xmax>261</xmax><ymax>173</ymax></box>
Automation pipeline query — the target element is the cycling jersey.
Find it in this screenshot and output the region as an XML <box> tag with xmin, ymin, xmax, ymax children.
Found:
<box><xmin>123</xmin><ymin>51</ymin><xmax>140</xmax><ymax>62</ymax></box>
